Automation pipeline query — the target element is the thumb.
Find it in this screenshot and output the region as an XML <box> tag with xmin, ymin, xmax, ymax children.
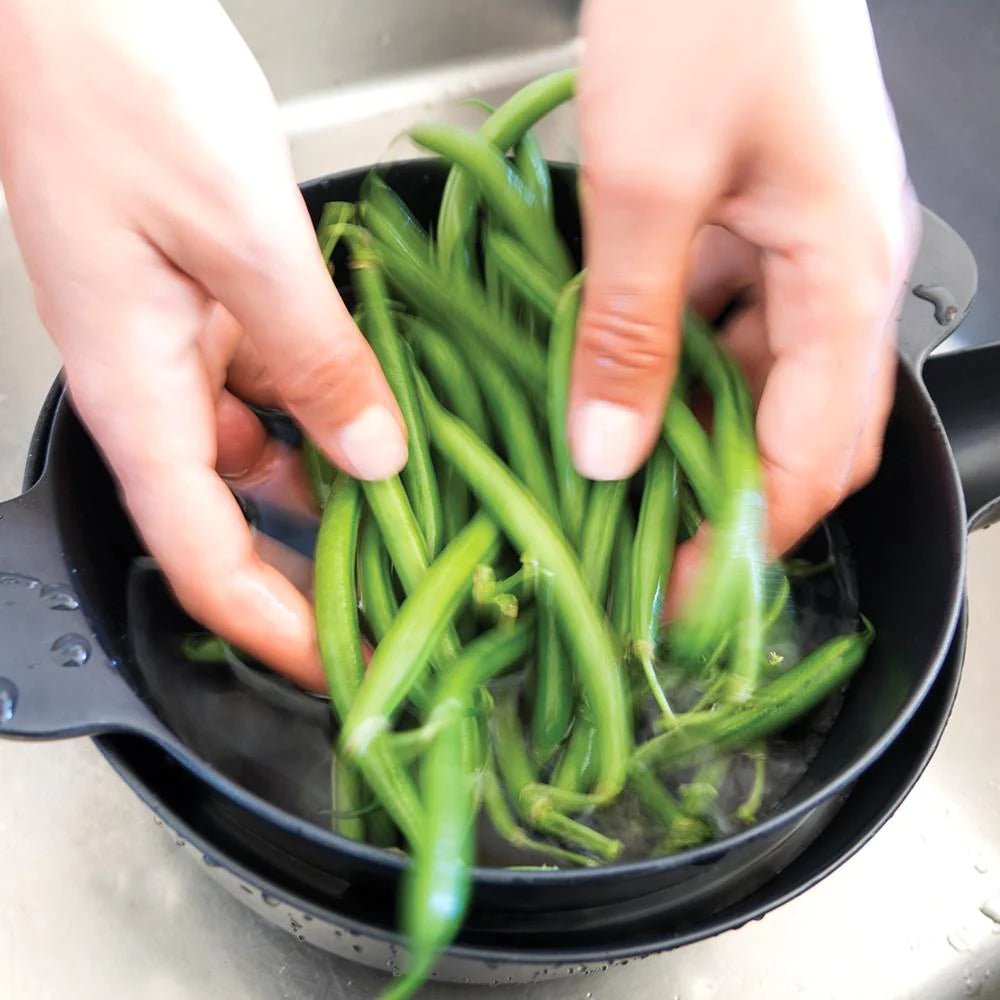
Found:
<box><xmin>568</xmin><ymin>177</ymin><xmax>698</xmax><ymax>480</ymax></box>
<box><xmin>155</xmin><ymin>181</ymin><xmax>408</xmax><ymax>483</ymax></box>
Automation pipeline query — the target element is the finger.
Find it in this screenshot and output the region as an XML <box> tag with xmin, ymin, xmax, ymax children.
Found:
<box><xmin>687</xmin><ymin>226</ymin><xmax>761</xmax><ymax>323</ymax></box>
<box><xmin>845</xmin><ymin>334</ymin><xmax>898</xmax><ymax>494</ymax></box>
<box><xmin>199</xmin><ymin>302</ymin><xmax>281</xmax><ymax>407</ymax></box>
<box><xmin>151</xmin><ymin>175</ymin><xmax>407</xmax><ymax>482</ymax></box>
<box><xmin>568</xmin><ymin>173</ymin><xmax>701</xmax><ymax>480</ymax></box>
<box><xmin>216</xmin><ymin>389</ymin><xmax>316</xmax><ymax>517</ymax></box>
<box><xmin>717</xmin><ymin>302</ymin><xmax>773</xmax><ymax>404</ymax></box>
<box><xmin>756</xmin><ymin>251</ymin><xmax>900</xmax><ymax>556</ymax></box>
<box><xmin>67</xmin><ymin>312</ymin><xmax>325</xmax><ymax>692</ymax></box>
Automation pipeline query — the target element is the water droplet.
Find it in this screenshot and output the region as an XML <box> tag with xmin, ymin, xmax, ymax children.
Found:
<box><xmin>40</xmin><ymin>584</ymin><xmax>79</xmax><ymax>610</ymax></box>
<box><xmin>50</xmin><ymin>633</ymin><xmax>90</xmax><ymax>667</ymax></box>
<box><xmin>980</xmin><ymin>897</ymin><xmax>1000</xmax><ymax>924</ymax></box>
<box><xmin>302</xmin><ymin>913</ymin><xmax>313</xmax><ymax>922</ymax></box>
<box><xmin>262</xmin><ymin>893</ymin><xmax>280</xmax><ymax>907</ymax></box>
<box><xmin>913</xmin><ymin>284</ymin><xmax>959</xmax><ymax>326</ymax></box>
<box><xmin>586</xmin><ymin>993</ymin><xmax>593</xmax><ymax>998</ymax></box>
<box><xmin>203</xmin><ymin>855</ymin><xmax>220</xmax><ymax>868</ymax></box>
<box><xmin>238</xmin><ymin>884</ymin><xmax>253</xmax><ymax>895</ymax></box>
<box><xmin>174</xmin><ymin>838</ymin><xmax>185</xmax><ymax>847</ymax></box>
<box><xmin>352</xmin><ymin>944</ymin><xmax>363</xmax><ymax>954</ymax></box>
<box><xmin>974</xmin><ymin>859</ymin><xmax>989</xmax><ymax>874</ymax></box>
<box><xmin>0</xmin><ymin>571</ymin><xmax>40</xmax><ymax>590</ymax></box>
<box><xmin>0</xmin><ymin>678</ymin><xmax>17</xmax><ymax>722</ymax></box>
<box><xmin>152</xmin><ymin>815</ymin><xmax>163</xmax><ymax>826</ymax></box>
<box><xmin>296</xmin><ymin>934</ymin><xmax>305</xmax><ymax>942</ymax></box>
<box><xmin>289</xmin><ymin>918</ymin><xmax>302</xmax><ymax>933</ymax></box>
<box><xmin>947</xmin><ymin>929</ymin><xmax>973</xmax><ymax>953</ymax></box>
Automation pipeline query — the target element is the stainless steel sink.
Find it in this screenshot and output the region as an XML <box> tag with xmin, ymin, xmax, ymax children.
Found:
<box><xmin>2</xmin><ymin>2</ymin><xmax>999</xmax><ymax>997</ymax></box>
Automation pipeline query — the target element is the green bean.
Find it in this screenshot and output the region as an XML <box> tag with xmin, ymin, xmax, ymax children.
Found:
<box><xmin>492</xmin><ymin>690</ymin><xmax>621</xmax><ymax>861</ymax></box>
<box><xmin>663</xmin><ymin>394</ymin><xmax>719</xmax><ymax>520</ymax></box>
<box><xmin>630</xmin><ymin>443</ymin><xmax>679</xmax><ymax>724</ymax></box>
<box><xmin>471</xmin><ymin>348</ymin><xmax>560</xmax><ymax>523</ymax></box>
<box><xmin>180</xmin><ymin>634</ymin><xmax>229</xmax><ymax>663</ymax></box>
<box><xmin>634</xmin><ymin>619</ymin><xmax>874</xmax><ymax>769</ymax></box>
<box><xmin>371</xmin><ymin>234</ymin><xmax>547</xmax><ymax>395</ymax></box>
<box><xmin>388</xmin><ymin>614</ymin><xmax>535</xmax><ymax>764</ymax></box>
<box><xmin>332</xmin><ymin>756</ymin><xmax>365</xmax><ymax>842</ymax></box>
<box><xmin>389</xmin><ymin>689</ymin><xmax>475</xmax><ymax>1000</ymax></box>
<box><xmin>552</xmin><ymin>712</ymin><xmax>598</xmax><ymax>794</ymax></box>
<box><xmin>359</xmin><ymin>172</ymin><xmax>431</xmax><ymax>267</ymax></box>
<box><xmin>437</xmin><ymin>68</ymin><xmax>576</xmax><ymax>274</ymax></box>
<box><xmin>580</xmin><ymin>479</ymin><xmax>629</xmax><ymax>602</ymax></box>
<box><xmin>671</xmin><ymin>319</ymin><xmax>766</xmax><ymax>674</ymax></box>
<box><xmin>341</xmin><ymin>512</ymin><xmax>500</xmax><ymax>757</ymax></box>
<box><xmin>303</xmin><ymin>439</ymin><xmax>336</xmax><ymax>510</ymax></box>
<box><xmin>547</xmin><ymin>274</ymin><xmax>588</xmax><ymax>545</ymax></box>
<box><xmin>316</xmin><ymin>201</ymin><xmax>355</xmax><ymax>264</ymax></box>
<box><xmin>315</xmin><ymin>475</ymin><xmax>422</xmax><ymax>844</ymax></box>
<box><xmin>629</xmin><ymin>763</ymin><xmax>712</xmax><ymax>852</ymax></box>
<box><xmin>417</xmin><ymin>377</ymin><xmax>631</xmax><ymax>804</ymax></box>
<box><xmin>357</xmin><ymin>514</ymin><xmax>435</xmax><ymax>713</ymax></box>
<box><xmin>409</xmin><ymin>123</ymin><xmax>573</xmax><ymax>282</ymax></box>
<box><xmin>735</xmin><ymin>744</ymin><xmax>767</xmax><ymax>824</ymax></box>
<box><xmin>357</xmin><ymin>513</ymin><xmax>399</xmax><ymax>645</ymax></box>
<box><xmin>679</xmin><ymin>756</ymin><xmax>730</xmax><ymax>817</ymax></box>
<box><xmin>515</xmin><ymin>129</ymin><xmax>553</xmax><ymax>219</ymax></box>
<box><xmin>483</xmin><ymin>227</ymin><xmax>559</xmax><ymax>320</ymax></box>
<box><xmin>530</xmin><ymin>571</ymin><xmax>573</xmax><ymax>765</ymax></box>
<box><xmin>315</xmin><ymin>475</ymin><xmax>367</xmax><ymax>719</ymax></box>
<box><xmin>481</xmin><ymin>763</ymin><xmax>596</xmax><ymax>868</ymax></box>
<box><xmin>609</xmin><ymin>509</ymin><xmax>636</xmax><ymax>643</ymax></box>
<box><xmin>348</xmin><ymin>236</ymin><xmax>442</xmax><ymax>556</ymax></box>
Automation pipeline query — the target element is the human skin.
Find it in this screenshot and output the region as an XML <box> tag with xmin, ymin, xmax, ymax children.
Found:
<box><xmin>0</xmin><ymin>0</ymin><xmax>917</xmax><ymax>688</ymax></box>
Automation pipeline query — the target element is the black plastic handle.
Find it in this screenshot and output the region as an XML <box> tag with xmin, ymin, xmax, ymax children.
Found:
<box><xmin>0</xmin><ymin>482</ymin><xmax>172</xmax><ymax>742</ymax></box>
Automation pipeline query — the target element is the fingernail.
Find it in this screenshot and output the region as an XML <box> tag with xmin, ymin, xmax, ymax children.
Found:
<box><xmin>570</xmin><ymin>400</ymin><xmax>646</xmax><ymax>480</ymax></box>
<box><xmin>337</xmin><ymin>405</ymin><xmax>408</xmax><ymax>480</ymax></box>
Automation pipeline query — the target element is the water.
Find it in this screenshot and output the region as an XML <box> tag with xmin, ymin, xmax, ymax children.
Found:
<box><xmin>125</xmin><ymin>513</ymin><xmax>861</xmax><ymax>864</ymax></box>
<box><xmin>49</xmin><ymin>633</ymin><xmax>91</xmax><ymax>667</ymax></box>
<box><xmin>0</xmin><ymin>678</ymin><xmax>17</xmax><ymax>722</ymax></box>
<box><xmin>39</xmin><ymin>583</ymin><xmax>80</xmax><ymax>611</ymax></box>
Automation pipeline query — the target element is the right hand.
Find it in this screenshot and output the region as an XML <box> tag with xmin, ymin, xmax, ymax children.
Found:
<box><xmin>0</xmin><ymin>0</ymin><xmax>407</xmax><ymax>689</ymax></box>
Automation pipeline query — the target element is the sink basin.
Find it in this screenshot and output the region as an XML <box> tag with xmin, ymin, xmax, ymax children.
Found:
<box><xmin>2</xmin><ymin>3</ymin><xmax>999</xmax><ymax>998</ymax></box>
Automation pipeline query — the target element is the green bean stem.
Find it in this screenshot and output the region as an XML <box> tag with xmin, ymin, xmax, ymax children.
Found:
<box><xmin>634</xmin><ymin>619</ymin><xmax>874</xmax><ymax>769</ymax></box>
<box><xmin>492</xmin><ymin>690</ymin><xmax>621</xmax><ymax>861</ymax></box>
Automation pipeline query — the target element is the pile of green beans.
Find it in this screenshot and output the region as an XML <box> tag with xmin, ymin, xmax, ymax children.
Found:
<box><xmin>300</xmin><ymin>70</ymin><xmax>875</xmax><ymax>999</ymax></box>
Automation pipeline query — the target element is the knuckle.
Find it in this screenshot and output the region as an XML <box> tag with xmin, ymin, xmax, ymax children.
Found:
<box><xmin>579</xmin><ymin>294</ymin><xmax>675</xmax><ymax>379</ymax></box>
<box><xmin>276</xmin><ymin>345</ymin><xmax>368</xmax><ymax>415</ymax></box>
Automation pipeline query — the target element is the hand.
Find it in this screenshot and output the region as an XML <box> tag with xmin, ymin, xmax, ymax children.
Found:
<box><xmin>0</xmin><ymin>0</ymin><xmax>407</xmax><ymax>688</ymax></box>
<box><xmin>572</xmin><ymin>0</ymin><xmax>920</xmax><ymax>555</ymax></box>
